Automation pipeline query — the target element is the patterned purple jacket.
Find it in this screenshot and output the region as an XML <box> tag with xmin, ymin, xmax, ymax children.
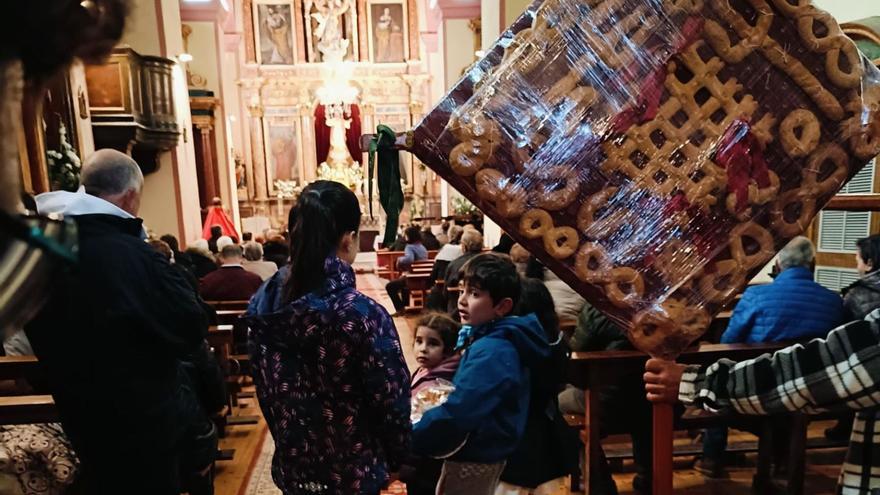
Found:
<box><xmin>246</xmin><ymin>256</ymin><xmax>411</xmax><ymax>495</ymax></box>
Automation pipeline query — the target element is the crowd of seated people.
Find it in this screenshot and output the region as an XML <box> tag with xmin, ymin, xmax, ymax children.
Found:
<box><xmin>12</xmin><ymin>161</ymin><xmax>880</xmax><ymax>495</ymax></box>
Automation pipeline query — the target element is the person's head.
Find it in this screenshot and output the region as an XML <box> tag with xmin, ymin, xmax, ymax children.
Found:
<box><xmin>80</xmin><ymin>149</ymin><xmax>144</xmax><ymax>216</ymax></box>
<box><xmin>509</xmin><ymin>243</ymin><xmax>530</xmax><ymax>264</ymax></box>
<box><xmin>243</xmin><ymin>241</ymin><xmax>264</xmax><ymax>262</ymax></box>
<box><xmin>516</xmin><ymin>278</ymin><xmax>559</xmax><ymax>341</ymax></box>
<box><xmin>285</xmin><ymin>180</ymin><xmax>361</xmax><ymax>300</ymax></box>
<box><xmin>159</xmin><ymin>234</ymin><xmax>180</xmax><ymax>253</ymax></box>
<box><xmin>210</xmin><ymin>225</ymin><xmax>223</xmax><ymax>239</ymax></box>
<box><xmin>776</xmin><ymin>236</ymin><xmax>815</xmax><ymax>272</ymax></box>
<box><xmin>216</xmin><ymin>235</ymin><xmax>233</xmax><ymax>252</ymax></box>
<box><xmin>148</xmin><ymin>239</ymin><xmax>172</xmax><ymax>262</ymax></box>
<box><xmin>447</xmin><ymin>225</ymin><xmax>464</xmax><ymax>244</ymax></box>
<box><xmin>441</xmin><ymin>220</ymin><xmax>450</xmax><ymax>231</ymax></box>
<box><xmin>405</xmin><ymin>225</ymin><xmax>422</xmax><ymax>244</ymax></box>
<box><xmin>242</xmin><ymin>232</ymin><xmax>253</xmax><ymax>242</ymax></box>
<box><xmin>219</xmin><ymin>244</ymin><xmax>243</xmax><ymax>265</ymax></box>
<box><xmin>413</xmin><ymin>312</ymin><xmax>460</xmax><ymax>368</ymax></box>
<box><xmin>458</xmin><ymin>253</ymin><xmax>520</xmax><ymax>326</ymax></box>
<box><xmin>856</xmin><ymin>235</ymin><xmax>880</xmax><ymax>276</ymax></box>
<box><xmin>460</xmin><ymin>229</ymin><xmax>483</xmax><ymax>254</ymax></box>
<box><xmin>187</xmin><ymin>239</ymin><xmax>212</xmax><ymax>258</ymax></box>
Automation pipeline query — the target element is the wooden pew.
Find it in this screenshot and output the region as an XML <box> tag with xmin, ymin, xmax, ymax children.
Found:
<box><xmin>0</xmin><ymin>344</ymin><xmax>253</xmax><ymax>461</ymax></box>
<box><xmin>567</xmin><ymin>342</ymin><xmax>832</xmax><ymax>494</ymax></box>
<box><xmin>405</xmin><ymin>272</ymin><xmax>433</xmax><ymax>312</ymax></box>
<box><xmin>204</xmin><ymin>300</ymin><xmax>250</xmax><ymax>311</ymax></box>
<box><xmin>207</xmin><ymin>325</ymin><xmax>259</xmax><ymax>431</ymax></box>
<box><xmin>376</xmin><ymin>250</ymin><xmax>405</xmax><ymax>279</ymax></box>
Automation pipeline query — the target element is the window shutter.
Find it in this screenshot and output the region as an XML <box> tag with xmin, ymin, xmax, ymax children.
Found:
<box><xmin>839</xmin><ymin>158</ymin><xmax>875</xmax><ymax>195</ymax></box>
<box><xmin>818</xmin><ymin>211</ymin><xmax>870</xmax><ymax>253</ymax></box>
<box><xmin>815</xmin><ymin>266</ymin><xmax>860</xmax><ymax>292</ymax></box>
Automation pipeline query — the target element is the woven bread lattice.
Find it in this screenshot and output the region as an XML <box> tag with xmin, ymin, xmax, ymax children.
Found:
<box><xmin>407</xmin><ymin>0</ymin><xmax>880</xmax><ymax>358</ymax></box>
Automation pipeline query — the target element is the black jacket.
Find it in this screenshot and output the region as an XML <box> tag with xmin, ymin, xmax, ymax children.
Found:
<box><xmin>25</xmin><ymin>214</ymin><xmax>208</xmax><ymax>456</ymax></box>
<box><xmin>843</xmin><ymin>270</ymin><xmax>880</xmax><ymax>321</ymax></box>
<box><xmin>500</xmin><ymin>339</ymin><xmax>580</xmax><ymax>487</ymax></box>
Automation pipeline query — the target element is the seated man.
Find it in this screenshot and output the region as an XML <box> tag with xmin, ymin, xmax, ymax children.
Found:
<box><xmin>643</xmin><ymin>309</ymin><xmax>880</xmax><ymax>494</ymax></box>
<box><xmin>241</xmin><ymin>242</ymin><xmax>278</xmax><ymax>281</ymax></box>
<box><xmin>385</xmin><ymin>226</ymin><xmax>428</xmax><ymax>315</ymax></box>
<box><xmin>720</xmin><ymin>236</ymin><xmax>847</xmax><ymax>344</ymax></box>
<box><xmin>700</xmin><ymin>236</ymin><xmax>847</xmax><ymax>476</ymax></box>
<box><xmin>200</xmin><ymin>244</ymin><xmax>264</xmax><ymax>301</ymax></box>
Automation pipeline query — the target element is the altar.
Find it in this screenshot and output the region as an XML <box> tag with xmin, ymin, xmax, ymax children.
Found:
<box><xmin>234</xmin><ymin>0</ymin><xmax>441</xmax><ymax>235</ymax></box>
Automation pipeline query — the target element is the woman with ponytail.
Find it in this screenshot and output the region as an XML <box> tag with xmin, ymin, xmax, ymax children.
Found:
<box><xmin>246</xmin><ymin>180</ymin><xmax>411</xmax><ymax>495</ymax></box>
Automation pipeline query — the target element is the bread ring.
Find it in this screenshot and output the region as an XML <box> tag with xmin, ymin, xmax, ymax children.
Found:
<box><xmin>631</xmin><ymin>298</ymin><xmax>710</xmax><ymax>358</ymax></box>
<box><xmin>825</xmin><ymin>41</ymin><xmax>862</xmax><ymax>89</ymax></box>
<box><xmin>797</xmin><ymin>10</ymin><xmax>842</xmax><ymax>53</ymax></box>
<box><xmin>770</xmin><ymin>189</ymin><xmax>816</xmax><ymax>238</ymax></box>
<box><xmin>543</xmin><ymin>226</ymin><xmax>579</xmax><ymax>260</ymax></box>
<box><xmin>475</xmin><ymin>169</ymin><xmax>527</xmax><ymax>219</ymax></box>
<box><xmin>450</xmin><ymin>141</ymin><xmax>491</xmax><ymax>176</ymax></box>
<box><xmin>605</xmin><ymin>267</ymin><xmax>645</xmax><ymax>309</ymax></box>
<box><xmin>807</xmin><ymin>143</ymin><xmax>849</xmax><ymax>195</ymax></box>
<box><xmin>574</xmin><ymin>242</ymin><xmax>612</xmax><ymax>284</ymax></box>
<box><xmin>729</xmin><ymin>222</ymin><xmax>775</xmax><ymax>270</ymax></box>
<box><xmin>769</xmin><ymin>0</ymin><xmax>810</xmax><ymax>17</ymax></box>
<box><xmin>519</xmin><ymin>209</ymin><xmax>553</xmax><ymax>239</ymax></box>
<box><xmin>577</xmin><ymin>187</ymin><xmax>621</xmax><ymax>233</ymax></box>
<box><xmin>475</xmin><ymin>168</ymin><xmax>503</xmax><ymax>200</ymax></box>
<box><xmin>528</xmin><ymin>165</ymin><xmax>580</xmax><ymax>211</ymax></box>
<box><xmin>699</xmin><ymin>259</ymin><xmax>746</xmax><ymax>303</ymax></box>
<box><xmin>780</xmin><ymin>109</ymin><xmax>821</xmax><ymax>158</ymax></box>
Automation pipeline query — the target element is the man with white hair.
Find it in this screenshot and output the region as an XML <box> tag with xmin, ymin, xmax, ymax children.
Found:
<box><xmin>26</xmin><ymin>149</ymin><xmax>217</xmax><ymax>494</ymax></box>
<box><xmin>695</xmin><ymin>235</ymin><xmax>848</xmax><ymax>477</ymax></box>
<box><xmin>241</xmin><ymin>241</ymin><xmax>278</xmax><ymax>281</ymax></box>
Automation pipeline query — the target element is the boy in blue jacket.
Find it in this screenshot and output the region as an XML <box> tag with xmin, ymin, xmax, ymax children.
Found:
<box><xmin>412</xmin><ymin>253</ymin><xmax>550</xmax><ymax>494</ymax></box>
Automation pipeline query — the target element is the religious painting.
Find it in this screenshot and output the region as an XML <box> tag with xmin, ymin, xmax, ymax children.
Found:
<box><xmin>366</xmin><ymin>0</ymin><xmax>407</xmax><ymax>63</ymax></box>
<box><xmin>263</xmin><ymin>114</ymin><xmax>303</xmax><ymax>194</ymax></box>
<box><xmin>254</xmin><ymin>1</ymin><xmax>297</xmax><ymax>65</ymax></box>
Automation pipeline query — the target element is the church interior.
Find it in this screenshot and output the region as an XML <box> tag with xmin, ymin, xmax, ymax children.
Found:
<box><xmin>3</xmin><ymin>0</ymin><xmax>880</xmax><ymax>494</ymax></box>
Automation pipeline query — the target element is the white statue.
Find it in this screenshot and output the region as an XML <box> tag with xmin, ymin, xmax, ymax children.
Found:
<box><xmin>311</xmin><ymin>0</ymin><xmax>352</xmax><ymax>60</ymax></box>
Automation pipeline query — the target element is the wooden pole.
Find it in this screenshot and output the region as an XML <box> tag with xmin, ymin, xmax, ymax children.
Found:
<box><xmin>652</xmin><ymin>402</ymin><xmax>674</xmax><ymax>495</ymax></box>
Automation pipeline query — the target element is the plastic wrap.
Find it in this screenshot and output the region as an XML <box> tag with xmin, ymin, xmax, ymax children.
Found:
<box><xmin>411</xmin><ymin>379</ymin><xmax>455</xmax><ymax>424</ymax></box>
<box><xmin>406</xmin><ymin>0</ymin><xmax>880</xmax><ymax>358</ymax></box>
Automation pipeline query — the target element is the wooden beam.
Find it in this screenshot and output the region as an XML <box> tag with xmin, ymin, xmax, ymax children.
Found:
<box><xmin>358</xmin><ymin>132</ymin><xmax>412</xmax><ymax>154</ymax></box>
<box><xmin>824</xmin><ymin>195</ymin><xmax>880</xmax><ymax>211</ymax></box>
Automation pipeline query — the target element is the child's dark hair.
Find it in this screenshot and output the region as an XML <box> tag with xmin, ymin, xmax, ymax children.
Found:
<box><xmin>284</xmin><ymin>180</ymin><xmax>361</xmax><ymax>300</ymax></box>
<box><xmin>516</xmin><ymin>278</ymin><xmax>559</xmax><ymax>341</ymax></box>
<box><xmin>415</xmin><ymin>312</ymin><xmax>461</xmax><ymax>355</ymax></box>
<box><xmin>405</xmin><ymin>225</ymin><xmax>422</xmax><ymax>244</ymax></box>
<box><xmin>857</xmin><ymin>235</ymin><xmax>880</xmax><ymax>273</ymax></box>
<box><xmin>459</xmin><ymin>253</ymin><xmax>521</xmax><ymax>308</ymax></box>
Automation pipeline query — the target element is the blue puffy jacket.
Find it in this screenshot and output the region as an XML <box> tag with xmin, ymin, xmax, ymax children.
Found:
<box><xmin>721</xmin><ymin>266</ymin><xmax>847</xmax><ymax>344</ymax></box>
<box><xmin>412</xmin><ymin>314</ymin><xmax>550</xmax><ymax>463</ymax></box>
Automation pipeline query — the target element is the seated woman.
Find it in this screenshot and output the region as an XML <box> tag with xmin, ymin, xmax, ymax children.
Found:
<box><xmin>246</xmin><ymin>181</ymin><xmax>410</xmax><ymax>494</ymax></box>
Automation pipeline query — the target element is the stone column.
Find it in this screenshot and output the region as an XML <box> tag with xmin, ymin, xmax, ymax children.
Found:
<box><xmin>196</xmin><ymin>123</ymin><xmax>217</xmax><ymax>202</ymax></box>
<box><xmin>247</xmin><ymin>102</ymin><xmax>269</xmax><ymax>200</ymax></box>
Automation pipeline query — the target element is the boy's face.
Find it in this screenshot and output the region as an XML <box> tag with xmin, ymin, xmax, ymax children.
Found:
<box><xmin>458</xmin><ymin>282</ymin><xmax>512</xmax><ymax>326</ymax></box>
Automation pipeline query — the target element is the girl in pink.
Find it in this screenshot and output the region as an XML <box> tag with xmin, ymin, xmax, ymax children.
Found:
<box><xmin>402</xmin><ymin>312</ymin><xmax>461</xmax><ymax>495</ymax></box>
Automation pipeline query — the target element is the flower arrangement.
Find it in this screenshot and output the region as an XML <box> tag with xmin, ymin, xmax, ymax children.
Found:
<box><xmin>47</xmin><ymin>123</ymin><xmax>82</xmax><ymax>192</ymax></box>
<box><xmin>451</xmin><ymin>194</ymin><xmax>478</xmax><ymax>216</ymax></box>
